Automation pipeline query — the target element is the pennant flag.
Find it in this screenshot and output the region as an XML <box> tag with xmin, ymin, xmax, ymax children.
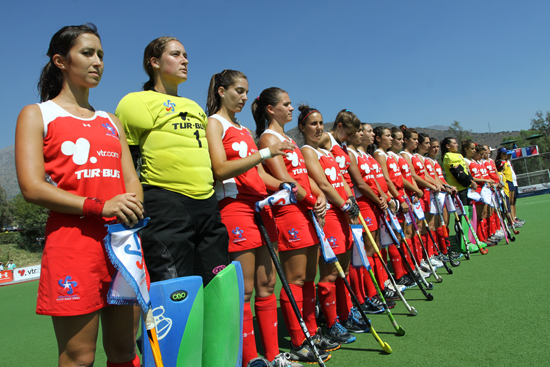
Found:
<box><xmin>350</xmin><ymin>225</ymin><xmax>371</xmax><ymax>270</ymax></box>
<box><xmin>388</xmin><ymin>210</ymin><xmax>405</xmax><ymax>238</ymax></box>
<box><xmin>429</xmin><ymin>191</ymin><xmax>447</xmax><ymax>215</ymax></box>
<box><xmin>467</xmin><ymin>188</ymin><xmax>482</xmax><ymax>202</ymax></box>
<box><xmin>382</xmin><ymin>210</ymin><xmax>401</xmax><ymax>245</ymax></box>
<box><xmin>445</xmin><ymin>194</ymin><xmax>456</xmax><ymax>213</ymax></box>
<box><xmin>310</xmin><ymin>212</ymin><xmax>337</xmax><ymax>264</ymax></box>
<box><xmin>480</xmin><ymin>185</ymin><xmax>493</xmax><ymax>206</ymax></box>
<box><xmin>412</xmin><ymin>200</ymin><xmax>425</xmax><ymax>221</ymax></box>
<box><xmin>104</xmin><ymin>218</ymin><xmax>150</xmax><ymax>313</ymax></box>
<box><xmin>453</xmin><ymin>195</ymin><xmax>464</xmax><ymax>216</ymax></box>
<box><xmin>255</xmin><ymin>186</ymin><xmax>297</xmax><ymax>212</ymax></box>
<box><xmin>380</xmin><ymin>221</ymin><xmax>394</xmax><ymax>247</ymax></box>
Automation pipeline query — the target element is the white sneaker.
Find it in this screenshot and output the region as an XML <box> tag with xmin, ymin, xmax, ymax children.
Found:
<box><xmin>271</xmin><ymin>353</ymin><xmax>303</xmax><ymax>367</ymax></box>
<box><xmin>430</xmin><ymin>256</ymin><xmax>444</xmax><ymax>268</ymax></box>
<box><xmin>494</xmin><ymin>230</ymin><xmax>504</xmax><ymax>237</ymax></box>
<box><xmin>385</xmin><ymin>279</ymin><xmax>406</xmax><ymax>293</ymax></box>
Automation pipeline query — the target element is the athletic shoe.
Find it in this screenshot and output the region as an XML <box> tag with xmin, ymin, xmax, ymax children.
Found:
<box><xmin>450</xmin><ymin>251</ymin><xmax>463</xmax><ymax>260</ymax></box>
<box><xmin>495</xmin><ymin>229</ymin><xmax>504</xmax><ymax>237</ymax></box>
<box><xmin>413</xmin><ymin>268</ymin><xmax>430</xmax><ymax>281</ymax></box>
<box><xmin>382</xmin><ymin>287</ymin><xmax>400</xmax><ymax>301</ymax></box>
<box><xmin>328</xmin><ymin>319</ymin><xmax>356</xmax><ymax>344</ymax></box>
<box><xmin>248</xmin><ymin>357</ymin><xmax>271</xmax><ymax>367</ymax></box>
<box><xmin>271</xmin><ymin>353</ymin><xmax>304</xmax><ymax>367</ymax></box>
<box><xmin>513</xmin><ymin>221</ymin><xmax>524</xmax><ymax>228</ymax></box>
<box><xmin>288</xmin><ymin>340</ymin><xmax>331</xmax><ymax>364</ymax></box>
<box><xmin>437</xmin><ymin>254</ymin><xmax>449</xmax><ymax>262</ymax></box>
<box><xmin>515</xmin><ymin>218</ymin><xmax>525</xmax><ymax>224</ymax></box>
<box><xmin>342</xmin><ymin>307</ymin><xmax>370</xmax><ymax>333</ymax></box>
<box><xmin>396</xmin><ymin>273</ymin><xmax>417</xmax><ymax>288</ymax></box>
<box><xmin>374</xmin><ymin>294</ymin><xmax>395</xmax><ymax>309</ymax></box>
<box><xmin>429</xmin><ymin>256</ymin><xmax>444</xmax><ymax>268</ymax></box>
<box><xmin>312</xmin><ymin>327</ymin><xmax>340</xmax><ymax>352</ymax></box>
<box><xmin>419</xmin><ymin>259</ymin><xmax>432</xmax><ymax>273</ymax></box>
<box><xmin>385</xmin><ymin>279</ymin><xmax>406</xmax><ymax>293</ymax></box>
<box><xmin>361</xmin><ymin>297</ymin><xmax>385</xmax><ymax>314</ymax></box>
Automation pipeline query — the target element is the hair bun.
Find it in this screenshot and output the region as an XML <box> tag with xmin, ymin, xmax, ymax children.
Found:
<box><xmin>399</xmin><ymin>124</ymin><xmax>408</xmax><ymax>132</ymax></box>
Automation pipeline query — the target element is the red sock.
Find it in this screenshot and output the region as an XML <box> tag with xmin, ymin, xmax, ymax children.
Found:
<box><xmin>388</xmin><ymin>244</ymin><xmax>405</xmax><ymax>278</ymax></box>
<box><xmin>279</xmin><ymin>284</ymin><xmax>304</xmax><ymax>347</ymax></box>
<box><xmin>302</xmin><ymin>281</ymin><xmax>317</xmax><ymax>336</ymax></box>
<box><xmin>318</xmin><ymin>282</ymin><xmax>338</xmax><ymax>328</ymax></box>
<box><xmin>489</xmin><ymin>215</ymin><xmax>496</xmax><ymax>236</ymax></box>
<box><xmin>349</xmin><ymin>266</ymin><xmax>365</xmax><ymax>304</ymax></box>
<box><xmin>107</xmin><ymin>355</ymin><xmax>140</xmax><ymax>367</ymax></box>
<box><xmin>413</xmin><ymin>235</ymin><xmax>423</xmax><ymax>262</ymax></box>
<box><xmin>336</xmin><ymin>277</ymin><xmax>352</xmax><ymax>321</ymax></box>
<box><xmin>242</xmin><ymin>302</ymin><xmax>258</xmax><ymax>365</ymax></box>
<box><xmin>255</xmin><ymin>294</ymin><xmax>279</xmax><ymax>361</ymax></box>
<box><xmin>494</xmin><ymin>212</ymin><xmax>501</xmax><ymax>229</ymax></box>
<box><xmin>364</xmin><ymin>257</ymin><xmax>377</xmax><ymax>298</ymax></box>
<box><xmin>404</xmin><ymin>238</ymin><xmax>416</xmax><ymax>267</ymax></box>
<box><xmin>476</xmin><ymin>219</ymin><xmax>485</xmax><ymax>242</ymax></box>
<box><xmin>436</xmin><ymin>227</ymin><xmax>448</xmax><ymax>255</ymax></box>
<box><xmin>483</xmin><ymin>218</ymin><xmax>490</xmax><ymax>239</ymax></box>
<box><xmin>373</xmin><ymin>253</ymin><xmax>388</xmax><ymax>290</ymax></box>
<box><xmin>421</xmin><ymin>233</ymin><xmax>430</xmax><ymax>258</ymax></box>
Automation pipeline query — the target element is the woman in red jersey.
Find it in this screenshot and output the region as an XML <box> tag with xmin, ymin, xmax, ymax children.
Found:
<box><xmin>461</xmin><ymin>140</ymin><xmax>495</xmax><ymax>245</ymax></box>
<box><xmin>205</xmin><ymin>70</ymin><xmax>300</xmax><ymax>367</ymax></box>
<box><xmin>15</xmin><ymin>24</ymin><xmax>144</xmax><ymax>367</ymax></box>
<box><xmin>347</xmin><ymin>124</ymin><xmax>399</xmax><ymax>309</ymax></box>
<box><xmin>253</xmin><ymin>88</ymin><xmax>330</xmax><ymax>364</ymax></box>
<box><xmin>372</xmin><ymin>127</ymin><xmax>416</xmax><ymax>288</ymax></box>
<box><xmin>299</xmin><ymin>104</ymin><xmax>369</xmax><ymax>346</ymax></box>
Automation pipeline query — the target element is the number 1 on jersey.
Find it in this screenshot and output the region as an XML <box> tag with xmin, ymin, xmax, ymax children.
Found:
<box><xmin>194</xmin><ymin>130</ymin><xmax>202</xmax><ymax>148</ymax></box>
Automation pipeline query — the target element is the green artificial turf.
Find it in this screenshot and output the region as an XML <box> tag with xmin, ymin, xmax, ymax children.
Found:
<box><xmin>1</xmin><ymin>194</ymin><xmax>548</xmax><ymax>366</ymax></box>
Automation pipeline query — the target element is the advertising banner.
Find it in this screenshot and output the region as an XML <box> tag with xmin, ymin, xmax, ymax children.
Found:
<box><xmin>13</xmin><ymin>265</ymin><xmax>41</xmax><ymax>282</ymax></box>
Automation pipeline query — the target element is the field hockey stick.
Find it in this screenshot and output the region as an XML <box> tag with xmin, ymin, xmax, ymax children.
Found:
<box><xmin>432</xmin><ymin>193</ymin><xmax>459</xmax><ymax>269</ymax></box>
<box><xmin>490</xmin><ymin>189</ymin><xmax>510</xmax><ymax>243</ymax></box>
<box><xmin>347</xmin><ymin>223</ymin><xmax>405</xmax><ymax>336</ymax></box>
<box><xmin>380</xmin><ymin>209</ymin><xmax>434</xmax><ymax>301</ymax></box>
<box><xmin>404</xmin><ymin>198</ymin><xmax>447</xmax><ymax>278</ymax></box>
<box><xmin>399</xmin><ymin>229</ymin><xmax>435</xmax><ymax>289</ymax></box>
<box><xmin>495</xmin><ymin>188</ymin><xmax>519</xmax><ymax>236</ymax></box>
<box><xmin>358</xmin><ymin>213</ymin><xmax>418</xmax><ymax>316</ymax></box>
<box><xmin>386</xmin><ymin>204</ymin><xmax>435</xmax><ymax>289</ymax></box>
<box><xmin>309</xmin><ymin>212</ymin><xmax>398</xmax><ymax>346</ymax></box>
<box><xmin>144</xmin><ymin>308</ymin><xmax>164</xmax><ymax>367</ymax></box>
<box><xmin>495</xmin><ymin>194</ymin><xmax>515</xmax><ymax>241</ymax></box>
<box><xmin>254</xmin><ymin>212</ymin><xmax>327</xmax><ymax>366</ymax></box>
<box><xmin>452</xmin><ymin>193</ymin><xmax>488</xmax><ymax>255</ymax></box>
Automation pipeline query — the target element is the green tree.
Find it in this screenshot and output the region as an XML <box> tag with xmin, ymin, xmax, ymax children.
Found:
<box><xmin>529</xmin><ymin>111</ymin><xmax>550</xmax><ymax>153</ymax></box>
<box><xmin>447</xmin><ymin>120</ymin><xmax>472</xmax><ymax>144</ymax></box>
<box><xmin>0</xmin><ymin>186</ymin><xmax>11</xmax><ymax>228</ymax></box>
<box><xmin>11</xmin><ymin>194</ymin><xmax>49</xmax><ymax>248</ymax></box>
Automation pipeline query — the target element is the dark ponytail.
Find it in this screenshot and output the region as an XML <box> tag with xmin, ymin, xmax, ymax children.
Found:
<box><xmin>251</xmin><ymin>87</ymin><xmax>286</xmax><ymax>139</ymax></box>
<box><xmin>38</xmin><ymin>23</ymin><xmax>100</xmax><ymax>102</ymax></box>
<box><xmin>205</xmin><ymin>69</ymin><xmax>247</xmax><ymax>117</ymax></box>
<box><xmin>297</xmin><ymin>103</ymin><xmax>320</xmax><ymax>131</ymax></box>
<box><xmin>440</xmin><ymin>137</ymin><xmax>455</xmax><ymax>158</ymax></box>
<box><xmin>332</xmin><ymin>109</ymin><xmax>361</xmax><ymax>132</ymax></box>
<box><xmin>373</xmin><ymin>126</ymin><xmax>390</xmax><ymax>151</ymax></box>
<box><xmin>142</xmin><ymin>36</ymin><xmax>179</xmax><ymax>91</ymax></box>
<box><xmin>399</xmin><ymin>124</ymin><xmax>417</xmax><ymax>141</ymax></box>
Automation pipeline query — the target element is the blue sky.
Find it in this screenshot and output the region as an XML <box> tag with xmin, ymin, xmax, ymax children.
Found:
<box><xmin>1</xmin><ymin>0</ymin><xmax>549</xmax><ymax>149</ymax></box>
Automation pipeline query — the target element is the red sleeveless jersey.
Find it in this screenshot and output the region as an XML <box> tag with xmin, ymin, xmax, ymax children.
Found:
<box><xmin>211</xmin><ymin>115</ymin><xmax>267</xmax><ymax>202</ymax></box>
<box><xmin>328</xmin><ymin>133</ymin><xmax>353</xmax><ymax>189</ymax></box>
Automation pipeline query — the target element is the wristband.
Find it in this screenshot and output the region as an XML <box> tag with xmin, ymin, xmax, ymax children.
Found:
<box><xmin>83</xmin><ymin>197</ymin><xmax>105</xmax><ymax>219</ymax></box>
<box><xmin>386</xmin><ymin>196</ymin><xmax>392</xmax><ymax>203</ymax></box>
<box><xmin>340</xmin><ymin>202</ymin><xmax>351</xmax><ymax>212</ymax></box>
<box><xmin>397</xmin><ymin>195</ymin><xmax>405</xmax><ymax>204</ymax></box>
<box><xmin>259</xmin><ymin>148</ymin><xmax>272</xmax><ymax>161</ymax></box>
<box><xmin>301</xmin><ymin>194</ymin><xmax>317</xmax><ymax>208</ymax></box>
